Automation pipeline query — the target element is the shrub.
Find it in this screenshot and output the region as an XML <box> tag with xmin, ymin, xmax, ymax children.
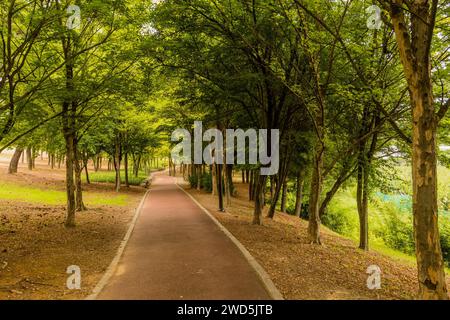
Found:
<box><xmin>201</xmin><ymin>172</ymin><xmax>213</xmax><ymax>192</ymax></box>
<box><xmin>188</xmin><ymin>174</ymin><xmax>198</xmax><ymax>188</ymax></box>
<box><xmin>285</xmin><ymin>191</ymin><xmax>297</xmax><ymax>215</ymax></box>
<box><xmin>372</xmin><ymin>202</ymin><xmax>415</xmax><ymax>255</ymax></box>
<box><xmin>315</xmin><ymin>187</ymin><xmax>450</xmax><ymax>267</ymax></box>
<box><xmin>322</xmin><ymin>191</ymin><xmax>359</xmax><ymax>237</ymax></box>
<box><xmin>439</xmin><ymin>215</ymin><xmax>450</xmax><ymax>267</ymax></box>
<box><xmin>300</xmin><ymin>203</ymin><xmax>309</xmax><ymax>219</ymax></box>
<box><xmin>188</xmin><ymin>172</ymin><xmax>213</xmax><ymax>192</ymax></box>
<box><xmin>87</xmin><ymin>170</ymin><xmax>148</xmax><ymax>186</ymax></box>
<box><xmin>322</xmin><ymin>206</ymin><xmax>358</xmax><ymax>237</ymax></box>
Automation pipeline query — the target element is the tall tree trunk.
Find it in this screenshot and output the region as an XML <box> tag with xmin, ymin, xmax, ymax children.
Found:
<box><xmin>197</xmin><ymin>164</ymin><xmax>201</xmax><ymax>191</ymax></box>
<box><xmin>294</xmin><ymin>170</ymin><xmax>304</xmax><ymax>217</ymax></box>
<box><xmin>223</xmin><ymin>163</ymin><xmax>231</xmax><ymax>206</ymax></box>
<box><xmin>252</xmin><ymin>172</ymin><xmax>266</xmax><ymax>225</ymax></box>
<box><xmin>319</xmin><ymin>164</ymin><xmax>356</xmax><ymax>217</ymax></box>
<box><xmin>74</xmin><ymin>149</ymin><xmax>86</xmax><ymax>212</ymax></box>
<box><xmin>388</xmin><ymin>2</ymin><xmax>448</xmax><ymax>299</ymax></box>
<box><xmin>280</xmin><ymin>178</ymin><xmax>288</xmax><ymax>213</ymax></box>
<box><xmin>8</xmin><ymin>148</ymin><xmax>23</xmax><ymax>174</ymax></box>
<box><xmin>361</xmin><ymin>167</ymin><xmax>370</xmax><ymax>250</ymax></box>
<box><xmin>26</xmin><ymin>147</ymin><xmax>32</xmax><ymax>170</ymax></box>
<box><xmin>411</xmin><ymin>79</ymin><xmax>447</xmax><ymax>299</ymax></box>
<box><xmin>93</xmin><ymin>156</ymin><xmax>99</xmax><ymax>172</ymax></box>
<box><xmin>134</xmin><ymin>154</ymin><xmax>142</xmax><ymax>178</ymax></box>
<box><xmin>308</xmin><ymin>141</ymin><xmax>324</xmax><ymax>244</ymax></box>
<box><xmin>212</xmin><ymin>162</ymin><xmax>217</xmax><ymax>196</ymax></box>
<box><xmin>32</xmin><ymin>149</ymin><xmax>36</xmax><ymax>169</ymax></box>
<box><xmin>63</xmin><ymin>125</ymin><xmax>76</xmax><ymax>227</ymax></box>
<box><xmin>134</xmin><ymin>155</ymin><xmax>139</xmax><ymax>177</ymax></box>
<box><xmin>303</xmin><ymin>37</ymin><xmax>326</xmax><ymax>244</ymax></box>
<box><xmin>144</xmin><ymin>159</ymin><xmax>149</xmax><ymax>175</ymax></box>
<box><xmin>252</xmin><ymin>170</ymin><xmax>258</xmax><ymax>201</ymax></box>
<box><xmin>268</xmin><ymin>173</ymin><xmax>283</xmax><ymax>219</ymax></box>
<box><xmin>60</xmin><ymin>29</ymin><xmax>80</xmax><ymax>226</ymax></box>
<box><xmin>124</xmin><ymin>152</ymin><xmax>129</xmax><ymax>188</ymax></box>
<box><xmin>356</xmin><ymin>104</ymin><xmax>373</xmax><ymax>251</ymax></box>
<box><xmin>270</xmin><ymin>176</ymin><xmax>275</xmax><ymax>202</ymax></box>
<box><xmin>217</xmin><ymin>164</ymin><xmax>224</xmax><ymax>211</ymax></box>
<box><xmin>356</xmin><ymin>157</ymin><xmax>368</xmax><ymax>251</ymax></box>
<box><xmin>249</xmin><ymin>170</ymin><xmax>254</xmax><ymax>201</ymax></box>
<box><xmin>356</xmin><ymin>111</ymin><xmax>379</xmax><ymax>251</ymax></box>
<box><xmin>81</xmin><ymin>153</ymin><xmax>90</xmax><ymax>185</ymax></box>
<box><xmin>84</xmin><ymin>162</ymin><xmax>90</xmax><ymax>184</ymax></box>
<box><xmin>226</xmin><ymin>164</ymin><xmax>234</xmax><ymax>198</ymax></box>
<box><xmin>114</xmin><ymin>138</ymin><xmax>121</xmax><ymax>192</ymax></box>
<box><xmin>51</xmin><ymin>154</ymin><xmax>55</xmax><ymax>169</ymax></box>
<box><xmin>134</xmin><ymin>154</ymin><xmax>141</xmax><ymax>178</ymax></box>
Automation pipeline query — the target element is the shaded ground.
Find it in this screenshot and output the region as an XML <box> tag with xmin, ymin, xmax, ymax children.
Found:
<box><xmin>185</xmin><ymin>181</ymin><xmax>450</xmax><ymax>300</ymax></box>
<box><xmin>0</xmin><ymin>154</ymin><xmax>145</xmax><ymax>300</ymax></box>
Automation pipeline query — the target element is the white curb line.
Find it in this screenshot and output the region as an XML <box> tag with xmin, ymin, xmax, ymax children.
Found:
<box><xmin>85</xmin><ymin>187</ymin><xmax>151</xmax><ymax>300</ymax></box>
<box><xmin>175</xmin><ymin>178</ymin><xmax>284</xmax><ymax>300</ymax></box>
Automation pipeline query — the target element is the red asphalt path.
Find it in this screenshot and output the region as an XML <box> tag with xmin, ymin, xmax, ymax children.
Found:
<box><xmin>97</xmin><ymin>172</ymin><xmax>271</xmax><ymax>300</ymax></box>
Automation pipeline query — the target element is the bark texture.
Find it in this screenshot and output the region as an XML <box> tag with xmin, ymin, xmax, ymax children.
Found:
<box><xmin>388</xmin><ymin>1</ymin><xmax>448</xmax><ymax>299</ymax></box>
<box><xmin>8</xmin><ymin>148</ymin><xmax>23</xmax><ymax>174</ymax></box>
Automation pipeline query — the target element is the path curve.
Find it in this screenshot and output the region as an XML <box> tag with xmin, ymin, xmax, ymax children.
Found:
<box><xmin>96</xmin><ymin>172</ymin><xmax>271</xmax><ymax>300</ymax></box>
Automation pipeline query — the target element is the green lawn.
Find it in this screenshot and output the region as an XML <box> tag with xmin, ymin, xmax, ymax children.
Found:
<box><xmin>0</xmin><ymin>169</ymin><xmax>156</xmax><ymax>207</ymax></box>
<box><xmin>0</xmin><ymin>183</ymin><xmax>129</xmax><ymax>206</ymax></box>
<box><xmin>394</xmin><ymin>164</ymin><xmax>450</xmax><ymax>206</ymax></box>
<box><xmin>85</xmin><ymin>170</ymin><xmax>149</xmax><ymax>186</ymax></box>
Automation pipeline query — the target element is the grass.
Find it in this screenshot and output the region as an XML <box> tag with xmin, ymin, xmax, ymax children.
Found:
<box><xmin>86</xmin><ymin>170</ymin><xmax>149</xmax><ymax>186</ymax></box>
<box><xmin>323</xmin><ymin>189</ymin><xmax>447</xmax><ymax>273</ymax></box>
<box><xmin>323</xmin><ymin>164</ymin><xmax>450</xmax><ymax>271</ymax></box>
<box><xmin>0</xmin><ymin>168</ymin><xmax>157</xmax><ymax>207</ymax></box>
<box><xmin>0</xmin><ymin>182</ymin><xmax>129</xmax><ymax>206</ymax></box>
<box><xmin>395</xmin><ymin>164</ymin><xmax>450</xmax><ymax>208</ymax></box>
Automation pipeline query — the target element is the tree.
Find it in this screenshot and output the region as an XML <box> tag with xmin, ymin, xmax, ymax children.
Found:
<box><xmin>378</xmin><ymin>0</ymin><xmax>449</xmax><ymax>300</ymax></box>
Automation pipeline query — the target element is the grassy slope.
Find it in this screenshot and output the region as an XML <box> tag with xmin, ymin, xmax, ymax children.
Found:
<box><xmin>327</xmin><ymin>189</ymin><xmax>417</xmax><ymax>265</ymax></box>
<box><xmin>0</xmin><ymin>182</ymin><xmax>129</xmax><ymax>206</ymax></box>
<box><xmin>326</xmin><ymin>165</ymin><xmax>450</xmax><ymax>271</ymax></box>
<box><xmin>186</xmin><ymin>183</ymin><xmax>433</xmax><ymax>299</ymax></box>
<box><xmin>186</xmin><ymin>177</ymin><xmax>450</xmax><ymax>299</ymax></box>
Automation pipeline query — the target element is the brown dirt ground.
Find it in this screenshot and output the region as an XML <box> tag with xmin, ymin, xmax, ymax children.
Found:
<box><xmin>185</xmin><ymin>181</ymin><xmax>450</xmax><ymax>300</ymax></box>
<box><xmin>0</xmin><ymin>155</ymin><xmax>146</xmax><ymax>300</ymax></box>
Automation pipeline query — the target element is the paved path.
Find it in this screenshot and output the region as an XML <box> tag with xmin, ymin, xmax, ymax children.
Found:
<box><xmin>97</xmin><ymin>172</ymin><xmax>271</xmax><ymax>300</ymax></box>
